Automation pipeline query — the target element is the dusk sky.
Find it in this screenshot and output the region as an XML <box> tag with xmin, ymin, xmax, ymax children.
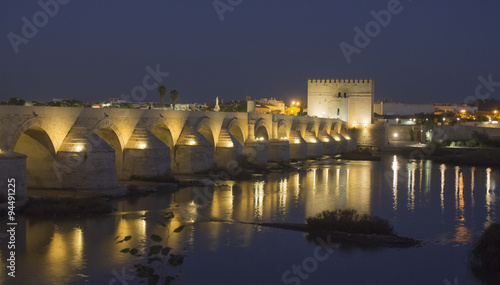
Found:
<box><xmin>1</xmin><ymin>0</ymin><xmax>500</xmax><ymax>105</ymax></box>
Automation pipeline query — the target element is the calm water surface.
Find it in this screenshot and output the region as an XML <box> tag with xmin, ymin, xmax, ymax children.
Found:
<box><xmin>1</xmin><ymin>155</ymin><xmax>498</xmax><ymax>285</ymax></box>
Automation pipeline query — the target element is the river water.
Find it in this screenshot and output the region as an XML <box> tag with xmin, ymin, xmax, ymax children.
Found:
<box><xmin>1</xmin><ymin>155</ymin><xmax>498</xmax><ymax>285</ymax></box>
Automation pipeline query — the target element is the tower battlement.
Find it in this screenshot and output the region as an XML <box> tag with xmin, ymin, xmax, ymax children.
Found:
<box><xmin>308</xmin><ymin>79</ymin><xmax>373</xmax><ymax>84</ymax></box>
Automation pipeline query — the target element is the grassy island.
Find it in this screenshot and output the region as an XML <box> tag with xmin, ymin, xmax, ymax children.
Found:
<box><xmin>241</xmin><ymin>209</ymin><xmax>419</xmax><ymax>248</ymax></box>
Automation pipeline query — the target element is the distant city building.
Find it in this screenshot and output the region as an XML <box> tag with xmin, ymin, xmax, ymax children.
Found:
<box><xmin>218</xmin><ymin>100</ymin><xmax>247</xmax><ymax>112</ymax></box>
<box><xmin>172</xmin><ymin>103</ymin><xmax>207</xmax><ymax>111</ymax></box>
<box><xmin>255</xmin><ymin>98</ymin><xmax>286</xmax><ymax>114</ymax></box>
<box><xmin>109</xmin><ymin>98</ymin><xmax>128</xmax><ymax>104</ymax></box>
<box><xmin>307</xmin><ymin>78</ymin><xmax>374</xmax><ymax>127</ymax></box>
<box><xmin>374</xmin><ymin>101</ymin><xmax>434</xmax><ymax>115</ymax></box>
<box><xmin>434</xmin><ymin>103</ymin><xmax>478</xmax><ymax>114</ymax></box>
<box><xmin>259</xmin><ymin>98</ymin><xmax>286</xmax><ymax>114</ymax></box>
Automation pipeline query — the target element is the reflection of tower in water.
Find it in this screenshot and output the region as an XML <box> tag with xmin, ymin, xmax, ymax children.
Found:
<box><xmin>304</xmin><ymin>163</ymin><xmax>372</xmax><ymax>217</ymax></box>
<box><xmin>278</xmin><ymin>178</ymin><xmax>288</xmax><ymax>214</ymax></box>
<box><xmin>485</xmin><ymin>168</ymin><xmax>496</xmax><ymax>225</ymax></box>
<box><xmin>453</xmin><ymin>166</ymin><xmax>471</xmax><ymax>243</ymax></box>
<box><xmin>392</xmin><ymin>155</ymin><xmax>398</xmax><ymax>211</ymax></box>
<box><xmin>440</xmin><ymin>164</ymin><xmax>446</xmax><ymax>213</ymax></box>
<box><xmin>471</xmin><ymin>167</ymin><xmax>475</xmax><ymax>207</ymax></box>
<box><xmin>253</xmin><ymin>181</ymin><xmax>265</xmax><ymax>220</ymax></box>
<box><xmin>407</xmin><ymin>161</ymin><xmax>416</xmax><ymax>211</ymax></box>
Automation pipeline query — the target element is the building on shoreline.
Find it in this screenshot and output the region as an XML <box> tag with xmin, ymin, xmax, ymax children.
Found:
<box><xmin>374</xmin><ymin>101</ymin><xmax>434</xmax><ymax>116</ymax></box>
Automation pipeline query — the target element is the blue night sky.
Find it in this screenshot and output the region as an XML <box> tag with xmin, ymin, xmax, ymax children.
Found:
<box><xmin>1</xmin><ymin>0</ymin><xmax>500</xmax><ymax>105</ymax></box>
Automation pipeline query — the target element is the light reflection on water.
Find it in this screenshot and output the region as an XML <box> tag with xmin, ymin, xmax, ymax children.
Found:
<box><xmin>1</xmin><ymin>156</ymin><xmax>498</xmax><ymax>285</ymax></box>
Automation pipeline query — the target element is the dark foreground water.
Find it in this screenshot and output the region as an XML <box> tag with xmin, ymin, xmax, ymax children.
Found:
<box><xmin>1</xmin><ymin>155</ymin><xmax>498</xmax><ymax>285</ymax></box>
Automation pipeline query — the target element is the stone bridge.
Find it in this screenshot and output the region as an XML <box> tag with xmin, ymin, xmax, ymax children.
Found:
<box><xmin>0</xmin><ymin>106</ymin><xmax>355</xmax><ymax>191</ymax></box>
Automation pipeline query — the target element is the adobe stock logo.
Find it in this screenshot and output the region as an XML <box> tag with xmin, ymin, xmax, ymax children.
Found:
<box><xmin>213</xmin><ymin>0</ymin><xmax>243</xmax><ymax>22</ymax></box>
<box><xmin>463</xmin><ymin>74</ymin><xmax>500</xmax><ymax>104</ymax></box>
<box><xmin>121</xmin><ymin>64</ymin><xmax>170</xmax><ymax>102</ymax></box>
<box><xmin>281</xmin><ymin>235</ymin><xmax>336</xmax><ymax>285</ymax></box>
<box><xmin>7</xmin><ymin>0</ymin><xmax>71</xmax><ymax>54</ymax></box>
<box><xmin>340</xmin><ymin>0</ymin><xmax>404</xmax><ymax>64</ymax></box>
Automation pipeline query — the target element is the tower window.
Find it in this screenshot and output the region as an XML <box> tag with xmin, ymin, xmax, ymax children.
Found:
<box><xmin>338</xmin><ymin>92</ymin><xmax>341</xmax><ymax>98</ymax></box>
<box><xmin>344</xmin><ymin>93</ymin><xmax>347</xmax><ymax>98</ymax></box>
<box><xmin>337</xmin><ymin>108</ymin><xmax>340</xmax><ymax>115</ymax></box>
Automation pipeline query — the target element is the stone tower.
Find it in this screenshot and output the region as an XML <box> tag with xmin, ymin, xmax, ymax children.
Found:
<box><xmin>307</xmin><ymin>79</ymin><xmax>374</xmax><ymax>127</ymax></box>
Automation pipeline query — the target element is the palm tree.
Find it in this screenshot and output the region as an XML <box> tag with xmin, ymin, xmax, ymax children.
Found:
<box><xmin>158</xmin><ymin>85</ymin><xmax>167</xmax><ymax>106</ymax></box>
<box><xmin>170</xmin><ymin>89</ymin><xmax>179</xmax><ymax>110</ymax></box>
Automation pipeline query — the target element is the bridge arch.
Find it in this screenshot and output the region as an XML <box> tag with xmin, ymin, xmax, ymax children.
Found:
<box><xmin>93</xmin><ymin>119</ymin><xmax>125</xmax><ymax>150</ymax></box>
<box><xmin>93</xmin><ymin>119</ymin><xmax>125</xmax><ymax>176</ymax></box>
<box><xmin>254</xmin><ymin>118</ymin><xmax>270</xmax><ymax>141</ymax></box>
<box><xmin>306</xmin><ymin>122</ymin><xmax>315</xmax><ymax>132</ymax></box>
<box><xmin>226</xmin><ymin>117</ymin><xmax>245</xmax><ymax>145</ymax></box>
<box><xmin>277</xmin><ymin>119</ymin><xmax>288</xmax><ymax>139</ymax></box>
<box><xmin>9</xmin><ymin>118</ymin><xmax>58</xmax><ymax>152</ymax></box>
<box><xmin>11</xmin><ymin>120</ymin><xmax>59</xmax><ymax>188</ymax></box>
<box><xmin>195</xmin><ymin>117</ymin><xmax>215</xmax><ymax>147</ymax></box>
<box><xmin>339</xmin><ymin>122</ymin><xmax>348</xmax><ymax>133</ymax></box>
<box><xmin>151</xmin><ymin>124</ymin><xmax>175</xmax><ymax>161</ymax></box>
<box><xmin>331</xmin><ymin>121</ymin><xmax>346</xmax><ymax>134</ymax></box>
<box><xmin>319</xmin><ymin>121</ymin><xmax>332</xmax><ymax>133</ymax></box>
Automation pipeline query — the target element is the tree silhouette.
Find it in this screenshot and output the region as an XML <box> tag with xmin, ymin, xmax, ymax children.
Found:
<box><xmin>158</xmin><ymin>85</ymin><xmax>167</xmax><ymax>106</ymax></box>
<box><xmin>170</xmin><ymin>89</ymin><xmax>179</xmax><ymax>110</ymax></box>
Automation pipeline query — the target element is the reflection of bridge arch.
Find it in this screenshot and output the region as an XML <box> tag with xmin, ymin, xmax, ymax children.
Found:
<box><xmin>11</xmin><ymin>120</ymin><xmax>59</xmax><ymax>188</ymax></box>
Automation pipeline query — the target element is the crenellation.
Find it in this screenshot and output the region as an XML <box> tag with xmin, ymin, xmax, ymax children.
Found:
<box><xmin>305</xmin><ymin>78</ymin><xmax>374</xmax><ymax>85</ymax></box>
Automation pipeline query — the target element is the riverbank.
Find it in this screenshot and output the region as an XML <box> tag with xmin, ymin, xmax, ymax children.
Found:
<box><xmin>20</xmin><ymin>182</ymin><xmax>179</xmax><ymax>216</ymax></box>
<box><xmin>431</xmin><ymin>148</ymin><xmax>500</xmax><ymax>167</ymax></box>
<box><xmin>337</xmin><ymin>150</ymin><xmax>381</xmax><ymax>161</ymax></box>
<box><xmin>379</xmin><ymin>142</ymin><xmax>500</xmax><ymax>167</ymax></box>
